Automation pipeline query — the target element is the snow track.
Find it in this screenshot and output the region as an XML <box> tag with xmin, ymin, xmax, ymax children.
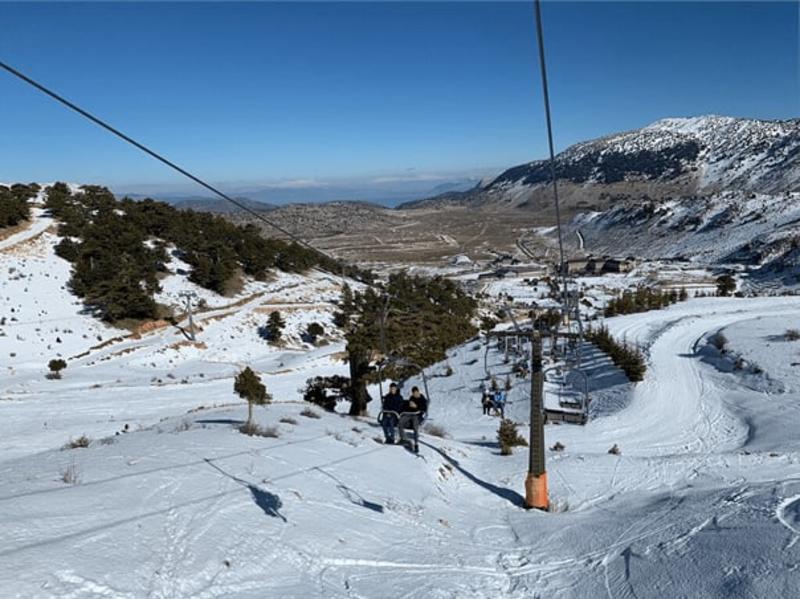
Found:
<box><xmin>3</xmin><ymin>290</ymin><xmax>800</xmax><ymax>596</ymax></box>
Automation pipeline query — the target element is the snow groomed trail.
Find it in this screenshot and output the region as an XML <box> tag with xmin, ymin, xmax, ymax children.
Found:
<box><xmin>2</xmin><ymin>297</ymin><xmax>800</xmax><ymax>597</ymax></box>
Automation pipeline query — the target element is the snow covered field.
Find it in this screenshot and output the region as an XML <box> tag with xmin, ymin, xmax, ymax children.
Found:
<box><xmin>2</xmin><ymin>212</ymin><xmax>800</xmax><ymax>597</ymax></box>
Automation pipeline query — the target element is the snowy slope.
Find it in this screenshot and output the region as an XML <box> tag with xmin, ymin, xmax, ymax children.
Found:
<box><xmin>565</xmin><ymin>190</ymin><xmax>800</xmax><ymax>288</ymax></box>
<box><xmin>2</xmin><ymin>296</ymin><xmax>800</xmax><ymax>597</ymax></box>
<box><xmin>490</xmin><ymin>115</ymin><xmax>800</xmax><ymax>196</ymax></box>
<box><xmin>0</xmin><ymin>208</ymin><xmax>352</xmax><ymax>459</ymax></box>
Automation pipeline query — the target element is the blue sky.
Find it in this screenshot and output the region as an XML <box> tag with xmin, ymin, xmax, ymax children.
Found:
<box><xmin>1</xmin><ymin>1</ymin><xmax>798</xmax><ymax>200</ymax></box>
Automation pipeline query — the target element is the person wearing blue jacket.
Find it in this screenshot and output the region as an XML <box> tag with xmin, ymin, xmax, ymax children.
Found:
<box><xmin>493</xmin><ymin>389</ymin><xmax>506</xmax><ymax>419</ymax></box>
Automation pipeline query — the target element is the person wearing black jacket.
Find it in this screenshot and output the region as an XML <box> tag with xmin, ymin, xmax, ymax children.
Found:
<box><xmin>398</xmin><ymin>386</ymin><xmax>427</xmax><ymax>453</ymax></box>
<box><xmin>380</xmin><ymin>383</ymin><xmax>404</xmax><ymax>444</ymax></box>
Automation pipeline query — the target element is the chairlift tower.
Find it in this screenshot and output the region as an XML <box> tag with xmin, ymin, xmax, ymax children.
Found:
<box><xmin>179</xmin><ymin>291</ymin><xmax>198</xmax><ymax>341</ymax></box>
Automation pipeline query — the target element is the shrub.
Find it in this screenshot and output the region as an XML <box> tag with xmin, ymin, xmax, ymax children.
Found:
<box><xmin>716</xmin><ymin>275</ymin><xmax>736</xmax><ymax>297</ymax></box>
<box><xmin>550</xmin><ymin>441</ymin><xmax>565</xmax><ymax>452</ymax></box>
<box><xmin>306</xmin><ymin>322</ymin><xmax>325</xmax><ymax>343</ymax></box>
<box><xmin>423</xmin><ymin>422</ymin><xmax>447</xmax><ymax>438</ymax></box>
<box><xmin>261</xmin><ymin>425</ymin><xmax>280</xmax><ymax>438</ymax></box>
<box><xmin>300</xmin><ymin>407</ymin><xmax>321</xmax><ymax>419</ymax></box>
<box><xmin>709</xmin><ymin>332</ymin><xmax>728</xmax><ymax>352</ymax></box>
<box><xmin>48</xmin><ymin>358</ymin><xmax>67</xmax><ymax>379</ymax></box>
<box><xmin>173</xmin><ymin>419</ymin><xmax>192</xmax><ymax>433</ymax></box>
<box><xmin>60</xmin><ymin>461</ymin><xmax>80</xmax><ymax>485</ymax></box>
<box><xmin>279</xmin><ymin>417</ymin><xmax>298</xmax><ymax>425</ymax></box>
<box><xmin>497</xmin><ymin>419</ymin><xmax>528</xmax><ymax>455</ymax></box>
<box><xmin>238</xmin><ymin>422</ymin><xmax>279</xmax><ymax>437</ymax></box>
<box><xmin>63</xmin><ymin>435</ymin><xmax>91</xmax><ymax>450</ymax></box>
<box><xmin>785</xmin><ymin>329</ymin><xmax>800</xmax><ymax>341</ymax></box>
<box><xmin>608</xmin><ymin>444</ymin><xmax>621</xmax><ymax>455</ymax></box>
<box><xmin>302</xmin><ymin>375</ymin><xmax>350</xmax><ymax>412</ymax></box>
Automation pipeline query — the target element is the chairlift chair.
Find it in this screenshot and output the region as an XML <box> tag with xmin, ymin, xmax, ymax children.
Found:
<box><xmin>376</xmin><ymin>355</ymin><xmax>431</xmax><ymax>453</ymax></box>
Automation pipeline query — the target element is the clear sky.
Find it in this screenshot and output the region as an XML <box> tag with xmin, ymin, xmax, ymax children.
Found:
<box><xmin>1</xmin><ymin>1</ymin><xmax>798</xmax><ymax>193</ymax></box>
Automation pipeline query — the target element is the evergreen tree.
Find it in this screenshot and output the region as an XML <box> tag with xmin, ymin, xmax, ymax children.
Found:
<box><xmin>716</xmin><ymin>275</ymin><xmax>736</xmax><ymax>297</ymax></box>
<box><xmin>497</xmin><ymin>419</ymin><xmax>528</xmax><ymax>455</ymax></box>
<box><xmin>48</xmin><ymin>358</ymin><xmax>67</xmax><ymax>379</ymax></box>
<box><xmin>306</xmin><ymin>322</ymin><xmax>325</xmax><ymax>343</ymax></box>
<box><xmin>337</xmin><ymin>273</ymin><xmax>477</xmax><ymax>416</ymax></box>
<box><xmin>267</xmin><ymin>311</ymin><xmax>286</xmax><ymax>344</ymax></box>
<box><xmin>234</xmin><ymin>367</ymin><xmax>270</xmax><ymax>427</ymax></box>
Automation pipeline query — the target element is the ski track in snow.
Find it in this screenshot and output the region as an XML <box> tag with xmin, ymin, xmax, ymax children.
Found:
<box><xmin>2</xmin><ymin>210</ymin><xmax>800</xmax><ymax>597</ymax></box>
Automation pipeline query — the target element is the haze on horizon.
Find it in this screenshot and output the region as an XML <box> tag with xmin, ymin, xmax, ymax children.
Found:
<box><xmin>1</xmin><ymin>1</ymin><xmax>798</xmax><ymax>205</ymax></box>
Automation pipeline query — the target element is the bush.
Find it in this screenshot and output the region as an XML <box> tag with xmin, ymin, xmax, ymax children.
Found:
<box><xmin>306</xmin><ymin>322</ymin><xmax>325</xmax><ymax>343</ymax></box>
<box><xmin>60</xmin><ymin>461</ymin><xmax>80</xmax><ymax>485</ymax></box>
<box><xmin>238</xmin><ymin>422</ymin><xmax>279</xmax><ymax>437</ymax></box>
<box><xmin>785</xmin><ymin>329</ymin><xmax>800</xmax><ymax>341</ymax></box>
<box><xmin>279</xmin><ymin>417</ymin><xmax>298</xmax><ymax>425</ymax></box>
<box><xmin>550</xmin><ymin>441</ymin><xmax>565</xmax><ymax>452</ymax></box>
<box><xmin>302</xmin><ymin>375</ymin><xmax>350</xmax><ymax>412</ymax></box>
<box><xmin>716</xmin><ymin>275</ymin><xmax>736</xmax><ymax>297</ymax></box>
<box><xmin>0</xmin><ymin>184</ymin><xmax>35</xmax><ymax>229</ymax></box>
<box><xmin>48</xmin><ymin>358</ymin><xmax>67</xmax><ymax>379</ymax></box>
<box><xmin>497</xmin><ymin>419</ymin><xmax>528</xmax><ymax>455</ymax></box>
<box><xmin>608</xmin><ymin>444</ymin><xmax>621</xmax><ymax>455</ymax></box>
<box><xmin>63</xmin><ymin>435</ymin><xmax>91</xmax><ymax>449</ymax></box>
<box><xmin>709</xmin><ymin>332</ymin><xmax>728</xmax><ymax>352</ymax></box>
<box><xmin>300</xmin><ymin>407</ymin><xmax>321</xmax><ymax>419</ymax></box>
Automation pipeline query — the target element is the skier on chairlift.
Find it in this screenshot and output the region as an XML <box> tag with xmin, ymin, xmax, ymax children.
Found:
<box><xmin>481</xmin><ymin>383</ymin><xmax>494</xmax><ymax>415</ymax></box>
<box><xmin>493</xmin><ymin>388</ymin><xmax>507</xmax><ymax>418</ymax></box>
<box><xmin>379</xmin><ymin>382</ymin><xmax>404</xmax><ymax>444</ymax></box>
<box><xmin>397</xmin><ymin>386</ymin><xmax>427</xmax><ymax>453</ymax></box>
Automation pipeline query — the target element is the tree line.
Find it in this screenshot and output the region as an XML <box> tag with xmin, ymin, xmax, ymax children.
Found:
<box><xmin>585</xmin><ymin>324</ymin><xmax>646</xmax><ymax>382</ymax></box>
<box><xmin>44</xmin><ymin>183</ymin><xmax>353</xmax><ymax>322</ymax></box>
<box><xmin>604</xmin><ymin>286</ymin><xmax>689</xmax><ymax>317</ymax></box>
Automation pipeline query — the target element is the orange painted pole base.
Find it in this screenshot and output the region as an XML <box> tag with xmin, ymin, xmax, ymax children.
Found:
<box><xmin>524</xmin><ymin>472</ymin><xmax>549</xmax><ymax>511</ymax></box>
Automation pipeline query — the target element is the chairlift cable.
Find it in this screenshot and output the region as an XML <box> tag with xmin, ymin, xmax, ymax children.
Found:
<box><xmin>532</xmin><ymin>0</ymin><xmax>569</xmax><ymax>311</ymax></box>
<box><xmin>0</xmin><ymin>60</ymin><xmax>338</xmax><ymax>266</ymax></box>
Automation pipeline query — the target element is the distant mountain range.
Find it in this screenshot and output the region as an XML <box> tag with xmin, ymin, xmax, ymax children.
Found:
<box><xmin>121</xmin><ymin>175</ymin><xmax>488</xmax><ymax>212</ymax></box>
<box><xmin>401</xmin><ymin>116</ymin><xmax>800</xmax><ymax>211</ymax></box>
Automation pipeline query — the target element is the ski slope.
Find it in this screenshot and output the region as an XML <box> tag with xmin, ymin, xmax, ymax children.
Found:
<box><xmin>2</xmin><ymin>289</ymin><xmax>800</xmax><ymax>597</ymax></box>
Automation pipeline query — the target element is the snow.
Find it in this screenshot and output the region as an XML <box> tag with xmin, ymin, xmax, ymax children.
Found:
<box><xmin>2</xmin><ymin>210</ymin><xmax>800</xmax><ymax>596</ymax></box>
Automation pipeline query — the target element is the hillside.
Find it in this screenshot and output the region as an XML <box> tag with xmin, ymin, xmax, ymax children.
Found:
<box><xmin>3</xmin><ymin>291</ymin><xmax>800</xmax><ymax>596</ymax></box>
<box><xmin>401</xmin><ymin>115</ymin><xmax>800</xmax><ymax>214</ymax></box>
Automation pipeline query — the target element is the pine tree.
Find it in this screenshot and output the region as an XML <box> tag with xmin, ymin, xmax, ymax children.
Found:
<box><xmin>337</xmin><ymin>273</ymin><xmax>477</xmax><ymax>416</ymax></box>
<box><xmin>306</xmin><ymin>322</ymin><xmax>325</xmax><ymax>343</ymax></box>
<box><xmin>716</xmin><ymin>275</ymin><xmax>736</xmax><ymax>297</ymax></box>
<box><xmin>47</xmin><ymin>358</ymin><xmax>67</xmax><ymax>379</ymax></box>
<box><xmin>267</xmin><ymin>311</ymin><xmax>286</xmax><ymax>344</ymax></box>
<box><xmin>497</xmin><ymin>419</ymin><xmax>528</xmax><ymax>455</ymax></box>
<box><xmin>234</xmin><ymin>367</ymin><xmax>270</xmax><ymax>427</ymax></box>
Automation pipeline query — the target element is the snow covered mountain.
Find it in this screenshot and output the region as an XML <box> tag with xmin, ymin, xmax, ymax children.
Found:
<box><xmin>566</xmin><ymin>190</ymin><xmax>800</xmax><ymax>284</ymax></box>
<box><xmin>403</xmin><ymin>116</ymin><xmax>800</xmax><ymax>211</ymax></box>
<box><xmin>493</xmin><ymin>115</ymin><xmax>800</xmax><ymax>195</ymax></box>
